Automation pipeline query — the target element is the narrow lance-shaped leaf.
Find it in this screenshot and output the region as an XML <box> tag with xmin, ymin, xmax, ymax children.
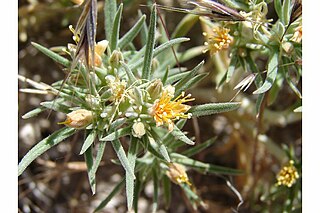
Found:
<box><xmin>126</xmin><ymin>137</ymin><xmax>139</xmax><ymax>211</ymax></box>
<box><xmin>22</xmin><ymin>106</ymin><xmax>46</xmax><ymax>119</ymax></box>
<box><xmin>189</xmin><ymin>102</ymin><xmax>241</xmax><ymax>117</ymax></box>
<box><xmin>141</xmin><ymin>4</ymin><xmax>157</xmax><ymax>80</ymax></box>
<box><xmin>110</xmin><ymin>3</ymin><xmax>123</xmax><ymax>51</ymax></box>
<box><xmin>174</xmin><ymin>61</ymin><xmax>204</xmax><ymax>92</ymax></box>
<box><xmin>118</xmin><ymin>15</ymin><xmax>146</xmax><ymax>49</ymax></box>
<box><xmin>31</xmin><ymin>42</ymin><xmax>70</xmax><ymax>67</ymax></box>
<box><xmin>152</xmin><ymin>167</ymin><xmax>159</xmax><ymax>213</ymax></box>
<box><xmin>141</xmin><ymin>136</ymin><xmax>166</xmax><ymax>161</ymax></box>
<box><xmin>174</xmin><ymin>73</ymin><xmax>208</xmax><ymax>99</ymax></box>
<box><xmin>100</xmin><ymin>126</ymin><xmax>131</xmax><ymax>141</ymax></box>
<box><xmin>162</xmin><ymin>175</ymin><xmax>171</xmax><ymax>209</ymax></box>
<box><xmin>129</xmin><ymin>38</ymin><xmax>190</xmax><ymax>70</ymax></box>
<box><xmin>84</xmin><ymin>146</ymin><xmax>96</xmax><ymax>194</ymax></box>
<box><xmin>170</xmin><ymin>125</ymin><xmax>195</xmax><ymax>145</ymax></box>
<box><xmin>253</xmin><ymin>51</ymin><xmax>279</xmax><ymax>94</ymax></box>
<box><xmin>133</xmin><ymin>177</ymin><xmax>142</xmax><ymax>213</ymax></box>
<box><xmin>226</xmin><ymin>55</ymin><xmax>238</xmax><ymax>83</ymax></box>
<box><xmin>150</xmin><ymin>129</ymin><xmax>171</xmax><ymax>162</ymax></box>
<box><xmin>182</xmin><ymin>137</ymin><xmax>217</xmax><ymax>157</ymax></box>
<box><xmin>104</xmin><ymin>0</ymin><xmax>117</xmax><ymax>41</ymax></box>
<box><xmin>172</xmin><ymin>153</ymin><xmax>243</xmax><ymax>175</ymax></box>
<box><xmin>80</xmin><ymin>130</ymin><xmax>97</xmax><ymax>155</ymax></box>
<box><xmin>92</xmin><ymin>141</ymin><xmax>107</xmax><ymax>175</ymax></box>
<box><xmin>111</xmin><ymin>139</ymin><xmax>135</xmax><ymax>178</ymax></box>
<box><xmin>18</xmin><ymin>127</ymin><xmax>77</xmax><ymax>176</ymax></box>
<box><xmin>94</xmin><ymin>177</ymin><xmax>125</xmax><ymax>212</ymax></box>
<box><xmin>283</xmin><ymin>0</ymin><xmax>292</xmax><ymax>26</ymax></box>
<box><xmin>172</xmin><ymin>14</ymin><xmax>199</xmax><ymax>38</ymax></box>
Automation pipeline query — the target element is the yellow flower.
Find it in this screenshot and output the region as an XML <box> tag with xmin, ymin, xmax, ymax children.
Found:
<box><xmin>202</xmin><ymin>27</ymin><xmax>233</xmax><ymax>55</ymax></box>
<box><xmin>166</xmin><ymin>163</ymin><xmax>191</xmax><ymax>186</ymax></box>
<box><xmin>58</xmin><ymin>109</ymin><xmax>93</xmax><ymax>129</ymax></box>
<box><xmin>276</xmin><ymin>160</ymin><xmax>299</xmax><ymax>187</ymax></box>
<box><xmin>149</xmin><ymin>85</ymin><xmax>194</xmax><ymax>132</ymax></box>
<box><xmin>106</xmin><ymin>76</ymin><xmax>127</xmax><ymax>103</ymax></box>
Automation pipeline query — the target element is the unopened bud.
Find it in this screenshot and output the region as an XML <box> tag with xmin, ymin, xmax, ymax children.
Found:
<box><xmin>282</xmin><ymin>42</ymin><xmax>294</xmax><ymax>55</ymax></box>
<box><xmin>109</xmin><ymin>50</ymin><xmax>123</xmax><ymax>68</ymax></box>
<box><xmin>132</xmin><ymin>122</ymin><xmax>146</xmax><ymax>138</ymax></box>
<box><xmin>59</xmin><ymin>109</ymin><xmax>93</xmax><ymax>129</ymax></box>
<box><xmin>146</xmin><ymin>79</ymin><xmax>163</xmax><ymax>101</ymax></box>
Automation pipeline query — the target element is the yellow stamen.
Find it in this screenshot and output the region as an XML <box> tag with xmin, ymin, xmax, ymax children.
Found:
<box><xmin>276</xmin><ymin>160</ymin><xmax>299</xmax><ymax>188</ymax></box>
<box><xmin>149</xmin><ymin>86</ymin><xmax>194</xmax><ymax>132</ymax></box>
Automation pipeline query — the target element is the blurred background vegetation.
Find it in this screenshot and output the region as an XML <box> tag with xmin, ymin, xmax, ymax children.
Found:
<box><xmin>18</xmin><ymin>0</ymin><xmax>301</xmax><ymax>212</ymax></box>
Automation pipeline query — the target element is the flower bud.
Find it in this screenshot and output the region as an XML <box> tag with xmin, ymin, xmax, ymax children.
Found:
<box><xmin>282</xmin><ymin>42</ymin><xmax>294</xmax><ymax>55</ymax></box>
<box><xmin>146</xmin><ymin>79</ymin><xmax>163</xmax><ymax>101</ymax></box>
<box><xmin>59</xmin><ymin>109</ymin><xmax>93</xmax><ymax>129</ymax></box>
<box><xmin>166</xmin><ymin>163</ymin><xmax>191</xmax><ymax>186</ymax></box>
<box><xmin>132</xmin><ymin>122</ymin><xmax>146</xmax><ymax>138</ymax></box>
<box><xmin>109</xmin><ymin>50</ymin><xmax>123</xmax><ymax>68</ymax></box>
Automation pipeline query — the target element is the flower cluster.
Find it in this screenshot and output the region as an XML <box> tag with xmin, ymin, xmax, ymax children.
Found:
<box><xmin>276</xmin><ymin>160</ymin><xmax>299</xmax><ymax>188</ymax></box>
<box><xmin>202</xmin><ymin>26</ymin><xmax>233</xmax><ymax>55</ymax></box>
<box><xmin>149</xmin><ymin>85</ymin><xmax>194</xmax><ymax>132</ymax></box>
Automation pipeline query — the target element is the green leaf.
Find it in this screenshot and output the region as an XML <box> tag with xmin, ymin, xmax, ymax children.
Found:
<box><xmin>161</xmin><ymin>66</ymin><xmax>170</xmax><ymax>85</ymax></box>
<box><xmin>94</xmin><ymin>177</ymin><xmax>125</xmax><ymax>212</ymax></box>
<box><xmin>226</xmin><ymin>55</ymin><xmax>238</xmax><ymax>83</ymax></box>
<box><xmin>170</xmin><ymin>125</ymin><xmax>194</xmax><ymax>145</ymax></box>
<box><xmin>84</xmin><ymin>146</ymin><xmax>96</xmax><ymax>194</ymax></box>
<box><xmin>133</xmin><ymin>177</ymin><xmax>142</xmax><ymax>213</ymax></box>
<box><xmin>162</xmin><ymin>175</ymin><xmax>171</xmax><ymax>209</ymax></box>
<box><xmin>119</xmin><ymin>15</ymin><xmax>146</xmax><ymax>49</ymax></box>
<box><xmin>104</xmin><ymin>0</ymin><xmax>117</xmax><ymax>41</ymax></box>
<box><xmin>174</xmin><ymin>61</ymin><xmax>204</xmax><ymax>94</ymax></box>
<box><xmin>130</xmin><ymin>38</ymin><xmax>190</xmax><ymax>70</ymax></box>
<box><xmin>126</xmin><ymin>137</ymin><xmax>139</xmax><ymax>211</ymax></box>
<box><xmin>111</xmin><ymin>139</ymin><xmax>135</xmax><ymax>178</ymax></box>
<box><xmin>22</xmin><ymin>106</ymin><xmax>46</xmax><ymax>119</ymax></box>
<box><xmin>189</xmin><ymin>102</ymin><xmax>241</xmax><ymax>117</ymax></box>
<box><xmin>283</xmin><ymin>0</ymin><xmax>292</xmax><ymax>25</ymax></box>
<box><xmin>141</xmin><ymin>136</ymin><xmax>166</xmax><ymax>161</ymax></box>
<box><xmin>255</xmin><ymin>93</ymin><xmax>265</xmax><ymax>115</ymax></box>
<box><xmin>159</xmin><ymin>144</ymin><xmax>171</xmax><ymax>162</ymax></box>
<box><xmin>286</xmin><ymin>74</ymin><xmax>302</xmax><ymax>99</ymax></box>
<box><xmin>40</xmin><ymin>99</ymin><xmax>70</xmax><ymax>113</ymax></box>
<box><xmin>31</xmin><ymin>42</ymin><xmax>70</xmax><ymax>67</ymax></box>
<box><xmin>142</xmin><ymin>4</ymin><xmax>157</xmax><ymax>80</ymax></box>
<box><xmin>172</xmin><ymin>14</ymin><xmax>198</xmax><ymax>38</ymax></box>
<box><xmin>100</xmin><ymin>126</ymin><xmax>131</xmax><ymax>141</ymax></box>
<box><xmin>120</xmin><ymin>62</ymin><xmax>137</xmax><ymax>85</ymax></box>
<box><xmin>182</xmin><ymin>137</ymin><xmax>217</xmax><ymax>157</ymax></box>
<box><xmin>166</xmin><ymin>71</ymin><xmax>191</xmax><ymax>85</ymax></box>
<box><xmin>174</xmin><ymin>73</ymin><xmax>208</xmax><ymax>98</ymax></box>
<box><xmin>172</xmin><ymin>153</ymin><xmax>243</xmax><ymax>175</ymax></box>
<box><xmin>109</xmin><ymin>118</ymin><xmax>127</xmax><ymax>130</ymax></box>
<box><xmin>80</xmin><ymin>130</ymin><xmax>97</xmax><ymax>155</ymax></box>
<box><xmin>92</xmin><ymin>141</ymin><xmax>107</xmax><ymax>174</ymax></box>
<box><xmin>150</xmin><ymin>129</ymin><xmax>171</xmax><ymax>162</ymax></box>
<box><xmin>274</xmin><ymin>0</ymin><xmax>283</xmax><ymax>21</ymax></box>
<box><xmin>253</xmin><ymin>51</ymin><xmax>279</xmax><ymax>94</ymax></box>
<box><xmin>152</xmin><ymin>167</ymin><xmax>159</xmax><ymax>213</ymax></box>
<box><xmin>18</xmin><ymin>127</ymin><xmax>77</xmax><ymax>176</ymax></box>
<box><xmin>110</xmin><ymin>3</ymin><xmax>123</xmax><ymax>51</ymax></box>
